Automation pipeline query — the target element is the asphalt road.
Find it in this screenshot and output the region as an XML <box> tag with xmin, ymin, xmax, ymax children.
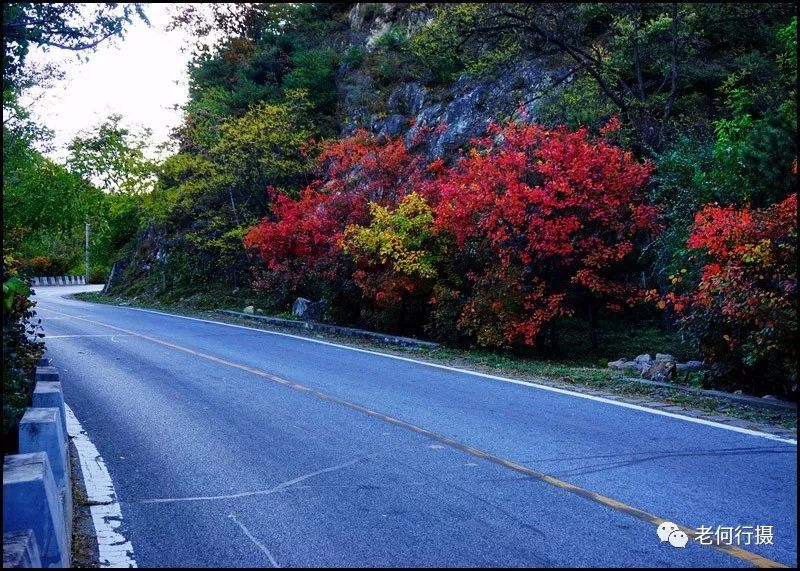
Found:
<box><xmin>34</xmin><ymin>285</ymin><xmax>797</xmax><ymax>568</ymax></box>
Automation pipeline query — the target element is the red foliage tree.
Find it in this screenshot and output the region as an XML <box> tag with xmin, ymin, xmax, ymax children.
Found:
<box><xmin>433</xmin><ymin>119</ymin><xmax>659</xmax><ymax>349</ymax></box>
<box><xmin>666</xmin><ymin>194</ymin><xmax>797</xmax><ymax>398</ymax></box>
<box><xmin>245</xmin><ymin>120</ymin><xmax>660</xmax><ymax>346</ymax></box>
<box><xmin>243</xmin><ymin>130</ymin><xmax>431</xmax><ymax>308</ymax></box>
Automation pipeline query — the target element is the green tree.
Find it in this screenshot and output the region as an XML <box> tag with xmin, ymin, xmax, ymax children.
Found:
<box><xmin>415</xmin><ymin>3</ymin><xmax>795</xmax><ymax>152</ymax></box>
<box><xmin>3</xmin><ymin>91</ymin><xmax>99</xmax><ymax>257</ymax></box>
<box><xmin>209</xmin><ymin>90</ymin><xmax>316</xmax><ymax>224</ymax></box>
<box><xmin>67</xmin><ymin>114</ymin><xmax>157</xmax><ymax>195</ymax></box>
<box><xmin>283</xmin><ymin>50</ymin><xmax>337</xmax><ymax>113</ymax></box>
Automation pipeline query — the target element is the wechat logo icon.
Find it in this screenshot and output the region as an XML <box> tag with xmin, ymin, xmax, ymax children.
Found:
<box><xmin>657</xmin><ymin>521</ymin><xmax>689</xmax><ymax>548</ymax></box>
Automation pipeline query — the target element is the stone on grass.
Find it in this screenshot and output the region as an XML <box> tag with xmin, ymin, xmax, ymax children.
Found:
<box><xmin>304</xmin><ymin>301</ymin><xmax>324</xmax><ymax>321</ymax></box>
<box><xmin>642</xmin><ymin>361</ymin><xmax>677</xmax><ymax>382</ymax></box>
<box><xmin>607</xmin><ymin>359</ymin><xmax>628</xmax><ymax>370</ymax></box>
<box><xmin>655</xmin><ymin>353</ymin><xmax>676</xmax><ymax>362</ymax></box>
<box><xmin>243</xmin><ymin>305</ymin><xmax>254</xmax><ymax>314</ymax></box>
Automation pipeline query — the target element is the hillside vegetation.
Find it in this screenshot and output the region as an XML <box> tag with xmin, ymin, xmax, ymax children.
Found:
<box><xmin>3</xmin><ymin>3</ymin><xmax>797</xmax><ymax>400</ymax></box>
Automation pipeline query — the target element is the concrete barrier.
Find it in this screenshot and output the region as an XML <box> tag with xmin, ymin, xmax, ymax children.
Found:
<box><xmin>3</xmin><ymin>529</ymin><xmax>43</xmax><ymax>568</ymax></box>
<box><xmin>29</xmin><ymin>275</ymin><xmax>86</xmax><ymax>287</ymax></box>
<box><xmin>32</xmin><ymin>382</ymin><xmax>67</xmax><ymax>444</ymax></box>
<box><xmin>3</xmin><ymin>453</ymin><xmax>69</xmax><ymax>568</ymax></box>
<box><xmin>35</xmin><ymin>366</ymin><xmax>59</xmax><ymax>383</ymax></box>
<box><xmin>4</xmin><ymin>361</ymin><xmax>75</xmax><ymax>567</ymax></box>
<box><xmin>19</xmin><ymin>409</ymin><xmax>67</xmax><ymax>488</ymax></box>
<box><xmin>19</xmin><ymin>408</ymin><xmax>71</xmax><ymax>533</ymax></box>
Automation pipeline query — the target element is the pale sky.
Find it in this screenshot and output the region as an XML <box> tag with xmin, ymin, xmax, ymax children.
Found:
<box><xmin>19</xmin><ymin>3</ymin><xmax>195</xmax><ymax>163</ymax></box>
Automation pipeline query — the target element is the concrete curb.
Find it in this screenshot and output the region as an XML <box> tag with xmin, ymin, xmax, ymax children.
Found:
<box><xmin>621</xmin><ymin>376</ymin><xmax>797</xmax><ymax>411</ymax></box>
<box><xmin>3</xmin><ymin>365</ymin><xmax>73</xmax><ymax>568</ymax></box>
<box><xmin>218</xmin><ymin>309</ymin><xmax>440</xmax><ymax>349</ymax></box>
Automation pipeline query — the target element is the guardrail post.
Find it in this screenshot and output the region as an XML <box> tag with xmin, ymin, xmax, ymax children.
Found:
<box><xmin>2</xmin><ymin>453</ymin><xmax>68</xmax><ymax>568</ymax></box>
<box><xmin>32</xmin><ymin>382</ymin><xmax>67</xmax><ymax>444</ymax></box>
<box><xmin>18</xmin><ymin>407</ymin><xmax>71</xmax><ymax>559</ymax></box>
<box><xmin>2</xmin><ymin>529</ymin><xmax>43</xmax><ymax>568</ymax></box>
<box><xmin>35</xmin><ymin>367</ymin><xmax>59</xmax><ymax>383</ymax></box>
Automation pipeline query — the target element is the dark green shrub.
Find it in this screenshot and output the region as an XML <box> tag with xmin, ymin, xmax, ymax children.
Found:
<box><xmin>3</xmin><ymin>256</ymin><xmax>44</xmax><ymax>454</ymax></box>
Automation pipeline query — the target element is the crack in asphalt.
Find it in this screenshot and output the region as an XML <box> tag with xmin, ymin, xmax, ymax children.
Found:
<box><xmin>131</xmin><ymin>454</ymin><xmax>375</xmax><ymax>505</ymax></box>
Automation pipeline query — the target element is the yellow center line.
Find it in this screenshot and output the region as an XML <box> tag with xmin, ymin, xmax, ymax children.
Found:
<box><xmin>41</xmin><ymin>306</ymin><xmax>788</xmax><ymax>568</ymax></box>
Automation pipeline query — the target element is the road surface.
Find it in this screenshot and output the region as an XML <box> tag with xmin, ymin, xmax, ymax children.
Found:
<box><xmin>34</xmin><ymin>285</ymin><xmax>797</xmax><ymax>567</ymax></box>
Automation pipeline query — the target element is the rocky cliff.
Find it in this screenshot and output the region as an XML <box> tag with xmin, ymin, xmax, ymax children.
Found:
<box><xmin>337</xmin><ymin>3</ymin><xmax>563</xmax><ymax>159</ymax></box>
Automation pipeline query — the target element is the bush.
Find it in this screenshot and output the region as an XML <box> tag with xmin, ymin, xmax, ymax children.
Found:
<box><xmin>24</xmin><ymin>255</ymin><xmax>52</xmax><ymax>276</ymax></box>
<box><xmin>341</xmin><ymin>192</ymin><xmax>451</xmax><ymax>334</ymax></box>
<box><xmin>89</xmin><ymin>265</ymin><xmax>107</xmax><ymax>284</ymax></box>
<box><xmin>3</xmin><ymin>255</ymin><xmax>44</xmax><ymax>454</ymax></box>
<box><xmin>667</xmin><ymin>194</ymin><xmax>797</xmax><ymax>399</ymax></box>
<box><xmin>246</xmin><ymin>120</ymin><xmax>659</xmax><ymax>346</ymax></box>
<box><xmin>244</xmin><ymin>129</ymin><xmax>435</xmax><ymax>327</ymax></box>
<box><xmin>433</xmin><ymin>118</ymin><xmax>659</xmax><ymax>350</ymax></box>
<box><xmin>341</xmin><ymin>45</ymin><xmax>365</xmax><ymax>68</ymax></box>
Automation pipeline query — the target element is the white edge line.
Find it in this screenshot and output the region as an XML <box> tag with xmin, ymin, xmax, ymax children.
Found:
<box><xmin>65</xmin><ymin>303</ymin><xmax>798</xmax><ymax>446</ymax></box>
<box><xmin>65</xmin><ymin>404</ymin><xmax>137</xmax><ymax>568</ymax></box>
